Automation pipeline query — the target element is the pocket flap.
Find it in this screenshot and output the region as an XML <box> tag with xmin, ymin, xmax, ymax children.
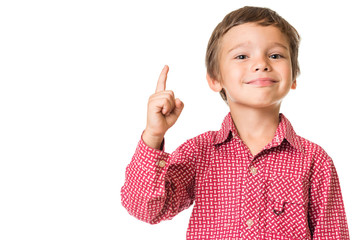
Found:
<box><xmin>268</xmin><ymin>176</ymin><xmax>309</xmax><ymax>205</ymax></box>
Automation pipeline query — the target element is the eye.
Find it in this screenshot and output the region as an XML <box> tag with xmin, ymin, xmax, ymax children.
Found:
<box><xmin>270</xmin><ymin>54</ymin><xmax>282</xmax><ymax>59</ymax></box>
<box><xmin>235</xmin><ymin>55</ymin><xmax>248</xmax><ymax>60</ymax></box>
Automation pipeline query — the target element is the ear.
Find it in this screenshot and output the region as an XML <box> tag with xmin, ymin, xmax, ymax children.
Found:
<box><xmin>291</xmin><ymin>79</ymin><xmax>297</xmax><ymax>90</ymax></box>
<box><xmin>206</xmin><ymin>73</ymin><xmax>223</xmax><ymax>92</ymax></box>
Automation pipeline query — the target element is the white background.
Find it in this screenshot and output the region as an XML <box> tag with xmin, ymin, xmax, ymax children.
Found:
<box><xmin>0</xmin><ymin>0</ymin><xmax>359</xmax><ymax>239</ymax></box>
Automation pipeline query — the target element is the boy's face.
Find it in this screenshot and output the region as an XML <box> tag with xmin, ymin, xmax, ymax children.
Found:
<box><xmin>207</xmin><ymin>22</ymin><xmax>296</xmax><ymax>109</ymax></box>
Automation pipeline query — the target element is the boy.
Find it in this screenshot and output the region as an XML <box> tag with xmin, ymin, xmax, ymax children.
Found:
<box><xmin>121</xmin><ymin>6</ymin><xmax>349</xmax><ymax>240</ymax></box>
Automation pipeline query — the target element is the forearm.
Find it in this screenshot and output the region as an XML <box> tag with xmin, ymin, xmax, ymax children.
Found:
<box><xmin>121</xmin><ymin>139</ymin><xmax>169</xmax><ymax>224</ymax></box>
<box><xmin>121</xmin><ymin>137</ymin><xmax>196</xmax><ymax>224</ymax></box>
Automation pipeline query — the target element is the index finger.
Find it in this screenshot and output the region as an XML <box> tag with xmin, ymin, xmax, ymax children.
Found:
<box><xmin>155</xmin><ymin>65</ymin><xmax>169</xmax><ymax>93</ymax></box>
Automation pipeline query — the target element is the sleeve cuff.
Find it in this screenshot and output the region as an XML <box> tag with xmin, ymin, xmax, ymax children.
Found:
<box><xmin>133</xmin><ymin>134</ymin><xmax>170</xmax><ymax>169</ymax></box>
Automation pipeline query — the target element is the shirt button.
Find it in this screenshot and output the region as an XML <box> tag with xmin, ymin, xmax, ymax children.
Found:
<box><xmin>157</xmin><ymin>160</ymin><xmax>166</xmax><ymax>168</ymax></box>
<box><xmin>250</xmin><ymin>166</ymin><xmax>257</xmax><ymax>175</ymax></box>
<box><xmin>246</xmin><ymin>219</ymin><xmax>254</xmax><ymax>228</ymax></box>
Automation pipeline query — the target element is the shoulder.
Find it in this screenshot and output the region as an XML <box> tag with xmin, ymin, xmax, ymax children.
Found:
<box><xmin>280</xmin><ymin>113</ymin><xmax>334</xmax><ymax>169</ymax></box>
<box><xmin>173</xmin><ymin>113</ymin><xmax>231</xmax><ymax>155</ymax></box>
<box><xmin>186</xmin><ymin>130</ymin><xmax>218</xmax><ymax>150</ymax></box>
<box><xmin>298</xmin><ymin>135</ymin><xmax>331</xmax><ymax>161</ymax></box>
<box><xmin>296</xmin><ymin>135</ymin><xmax>335</xmax><ymax>180</ymax></box>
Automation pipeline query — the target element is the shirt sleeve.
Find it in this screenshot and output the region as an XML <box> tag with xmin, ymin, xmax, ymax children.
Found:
<box><xmin>120</xmin><ymin>134</ymin><xmax>197</xmax><ymax>224</ymax></box>
<box><xmin>308</xmin><ymin>156</ymin><xmax>350</xmax><ymax>239</ymax></box>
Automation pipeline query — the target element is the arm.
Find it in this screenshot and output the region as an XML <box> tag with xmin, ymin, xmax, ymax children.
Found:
<box><xmin>308</xmin><ymin>156</ymin><xmax>350</xmax><ymax>239</ymax></box>
<box><xmin>121</xmin><ymin>65</ymin><xmax>189</xmax><ymax>224</ymax></box>
<box><xmin>121</xmin><ymin>135</ymin><xmax>196</xmax><ymax>224</ymax></box>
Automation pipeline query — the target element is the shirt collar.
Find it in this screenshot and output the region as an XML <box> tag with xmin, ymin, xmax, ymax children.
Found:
<box><xmin>212</xmin><ymin>112</ymin><xmax>304</xmax><ymax>153</ymax></box>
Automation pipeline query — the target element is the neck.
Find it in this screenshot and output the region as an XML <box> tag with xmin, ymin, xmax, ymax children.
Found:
<box><xmin>229</xmin><ymin>103</ymin><xmax>281</xmax><ymax>141</ymax></box>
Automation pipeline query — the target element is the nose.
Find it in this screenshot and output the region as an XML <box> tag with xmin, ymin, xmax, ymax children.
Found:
<box><xmin>252</xmin><ymin>57</ymin><xmax>271</xmax><ymax>72</ymax></box>
<box><xmin>255</xmin><ymin>66</ymin><xmax>269</xmax><ymax>71</ymax></box>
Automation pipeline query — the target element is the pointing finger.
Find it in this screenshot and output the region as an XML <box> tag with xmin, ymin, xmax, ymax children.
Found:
<box><xmin>155</xmin><ymin>65</ymin><xmax>169</xmax><ymax>93</ymax></box>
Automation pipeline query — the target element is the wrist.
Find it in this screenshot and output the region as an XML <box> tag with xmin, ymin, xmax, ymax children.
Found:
<box><xmin>142</xmin><ymin>129</ymin><xmax>165</xmax><ymax>150</ymax></box>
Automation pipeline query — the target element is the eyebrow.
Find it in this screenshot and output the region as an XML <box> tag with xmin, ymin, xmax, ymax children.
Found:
<box><xmin>270</xmin><ymin>42</ymin><xmax>289</xmax><ymax>50</ymax></box>
<box><xmin>227</xmin><ymin>42</ymin><xmax>289</xmax><ymax>54</ymax></box>
<box><xmin>227</xmin><ymin>43</ymin><xmax>249</xmax><ymax>54</ymax></box>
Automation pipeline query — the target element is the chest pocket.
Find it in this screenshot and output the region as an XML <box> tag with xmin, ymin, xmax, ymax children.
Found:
<box><xmin>264</xmin><ymin>176</ymin><xmax>311</xmax><ymax>239</ymax></box>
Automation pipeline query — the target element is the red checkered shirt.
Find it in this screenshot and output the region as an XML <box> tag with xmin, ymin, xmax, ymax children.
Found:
<box><xmin>121</xmin><ymin>113</ymin><xmax>349</xmax><ymax>239</ymax></box>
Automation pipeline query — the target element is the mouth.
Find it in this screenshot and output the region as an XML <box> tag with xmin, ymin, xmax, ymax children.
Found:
<box><xmin>245</xmin><ymin>78</ymin><xmax>279</xmax><ymax>87</ymax></box>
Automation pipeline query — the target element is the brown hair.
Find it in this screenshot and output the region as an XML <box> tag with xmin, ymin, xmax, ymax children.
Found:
<box><xmin>205</xmin><ymin>6</ymin><xmax>301</xmax><ymax>103</ymax></box>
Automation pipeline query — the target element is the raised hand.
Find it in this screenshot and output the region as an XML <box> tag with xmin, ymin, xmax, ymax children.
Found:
<box><xmin>142</xmin><ymin>65</ymin><xmax>184</xmax><ymax>149</ymax></box>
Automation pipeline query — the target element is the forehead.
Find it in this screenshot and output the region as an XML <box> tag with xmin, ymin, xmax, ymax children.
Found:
<box><xmin>220</xmin><ymin>22</ymin><xmax>289</xmax><ymax>52</ymax></box>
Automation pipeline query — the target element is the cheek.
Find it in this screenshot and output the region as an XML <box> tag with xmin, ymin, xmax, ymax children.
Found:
<box><xmin>279</xmin><ymin>63</ymin><xmax>292</xmax><ymax>78</ymax></box>
<box><xmin>224</xmin><ymin>65</ymin><xmax>244</xmax><ymax>79</ymax></box>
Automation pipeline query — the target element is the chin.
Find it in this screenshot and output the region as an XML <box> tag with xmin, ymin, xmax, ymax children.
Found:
<box><xmin>230</xmin><ymin>99</ymin><xmax>280</xmax><ymax>109</ymax></box>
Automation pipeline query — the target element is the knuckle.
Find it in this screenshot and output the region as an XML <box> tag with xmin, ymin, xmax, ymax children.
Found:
<box><xmin>162</xmin><ymin>90</ymin><xmax>174</xmax><ymax>97</ymax></box>
<box><xmin>148</xmin><ymin>95</ymin><xmax>156</xmax><ymax>104</ymax></box>
<box><xmin>165</xmin><ymin>98</ymin><xmax>172</xmax><ymax>106</ymax></box>
<box><xmin>164</xmin><ymin>99</ymin><xmax>173</xmax><ymax>109</ymax></box>
<box><xmin>168</xmin><ymin>90</ymin><xmax>174</xmax><ymax>96</ymax></box>
<box><xmin>149</xmin><ymin>92</ymin><xmax>158</xmax><ymax>98</ymax></box>
<box><xmin>163</xmin><ymin>93</ymin><xmax>172</xmax><ymax>101</ymax></box>
<box><xmin>166</xmin><ymin>92</ymin><xmax>175</xmax><ymax>101</ymax></box>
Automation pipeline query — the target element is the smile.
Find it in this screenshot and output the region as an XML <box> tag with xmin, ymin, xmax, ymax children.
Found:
<box><xmin>245</xmin><ymin>78</ymin><xmax>278</xmax><ymax>87</ymax></box>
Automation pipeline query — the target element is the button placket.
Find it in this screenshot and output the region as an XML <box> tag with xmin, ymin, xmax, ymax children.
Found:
<box><xmin>250</xmin><ymin>166</ymin><xmax>257</xmax><ymax>175</ymax></box>
<box><xmin>246</xmin><ymin>219</ymin><xmax>254</xmax><ymax>228</ymax></box>
<box><xmin>157</xmin><ymin>160</ymin><xmax>166</xmax><ymax>168</ymax></box>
